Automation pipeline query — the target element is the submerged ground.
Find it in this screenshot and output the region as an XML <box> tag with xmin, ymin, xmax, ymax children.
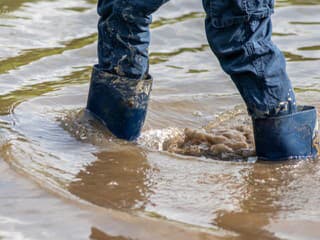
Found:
<box><xmin>0</xmin><ymin>0</ymin><xmax>320</xmax><ymax>239</ymax></box>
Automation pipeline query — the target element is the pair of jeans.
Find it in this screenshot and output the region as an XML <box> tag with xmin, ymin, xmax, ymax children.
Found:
<box><xmin>96</xmin><ymin>0</ymin><xmax>297</xmax><ymax>118</ymax></box>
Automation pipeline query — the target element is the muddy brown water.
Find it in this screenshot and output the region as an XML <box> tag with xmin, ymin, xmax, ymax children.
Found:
<box><xmin>1</xmin><ymin>0</ymin><xmax>320</xmax><ymax>239</ymax></box>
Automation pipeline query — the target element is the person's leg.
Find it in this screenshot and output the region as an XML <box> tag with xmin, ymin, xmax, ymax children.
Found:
<box><xmin>97</xmin><ymin>0</ymin><xmax>169</xmax><ymax>79</ymax></box>
<box><xmin>87</xmin><ymin>0</ymin><xmax>169</xmax><ymax>140</ymax></box>
<box><xmin>203</xmin><ymin>0</ymin><xmax>318</xmax><ymax>160</ymax></box>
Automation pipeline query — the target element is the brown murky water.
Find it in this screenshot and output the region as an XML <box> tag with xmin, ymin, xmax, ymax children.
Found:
<box><xmin>1</xmin><ymin>0</ymin><xmax>320</xmax><ymax>239</ymax></box>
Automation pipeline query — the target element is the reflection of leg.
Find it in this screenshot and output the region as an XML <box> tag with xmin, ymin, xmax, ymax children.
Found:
<box><xmin>202</xmin><ymin>0</ymin><xmax>318</xmax><ymax>160</ymax></box>
<box><xmin>214</xmin><ymin>164</ymin><xmax>288</xmax><ymax>239</ymax></box>
<box><xmin>69</xmin><ymin>147</ymin><xmax>150</xmax><ymax>210</ymax></box>
<box><xmin>87</xmin><ymin>0</ymin><xmax>169</xmax><ymax>140</ymax></box>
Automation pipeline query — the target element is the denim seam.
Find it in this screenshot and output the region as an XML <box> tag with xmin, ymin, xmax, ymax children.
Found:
<box><xmin>210</xmin><ymin>0</ymin><xmax>274</xmax><ymax>29</ymax></box>
<box><xmin>242</xmin><ymin>0</ymin><xmax>248</xmax><ymax>14</ymax></box>
<box><xmin>244</xmin><ymin>0</ymin><xmax>275</xmax><ymax>13</ymax></box>
<box><xmin>243</xmin><ymin>41</ymin><xmax>263</xmax><ymax>78</ymax></box>
<box><xmin>209</xmin><ymin>0</ymin><xmax>214</xmax><ymax>22</ymax></box>
<box><xmin>211</xmin><ymin>9</ymin><xmax>272</xmax><ymax>28</ymax></box>
<box><xmin>242</xmin><ymin>38</ymin><xmax>282</xmax><ymax>116</ymax></box>
<box><xmin>244</xmin><ymin>39</ymin><xmax>273</xmax><ymax>78</ymax></box>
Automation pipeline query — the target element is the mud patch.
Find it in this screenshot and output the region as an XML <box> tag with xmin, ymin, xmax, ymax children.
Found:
<box><xmin>138</xmin><ymin>106</ymin><xmax>255</xmax><ymax>160</ymax></box>
<box><xmin>163</xmin><ymin>126</ymin><xmax>254</xmax><ymax>160</ymax></box>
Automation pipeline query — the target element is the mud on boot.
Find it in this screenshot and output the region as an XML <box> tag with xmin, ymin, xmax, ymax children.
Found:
<box><xmin>86</xmin><ymin>66</ymin><xmax>153</xmax><ymax>141</ymax></box>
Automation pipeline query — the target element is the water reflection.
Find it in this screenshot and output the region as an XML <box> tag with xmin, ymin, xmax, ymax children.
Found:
<box><xmin>284</xmin><ymin>51</ymin><xmax>320</xmax><ymax>62</ymax></box>
<box><xmin>216</xmin><ymin>166</ymin><xmax>279</xmax><ymax>239</ymax></box>
<box><xmin>90</xmin><ymin>228</ymin><xmax>132</xmax><ymax>240</ymax></box>
<box><xmin>277</xmin><ymin>0</ymin><xmax>320</xmax><ymax>7</ymax></box>
<box><xmin>0</xmin><ymin>0</ymin><xmax>97</xmax><ymax>14</ymax></box>
<box><xmin>69</xmin><ymin>146</ymin><xmax>152</xmax><ymax>210</ymax></box>
<box><xmin>0</xmin><ymin>34</ymin><xmax>97</xmax><ymax>75</ymax></box>
<box><xmin>214</xmin><ymin>161</ymin><xmax>311</xmax><ymax>239</ymax></box>
<box><xmin>0</xmin><ymin>0</ymin><xmax>39</xmax><ymax>13</ymax></box>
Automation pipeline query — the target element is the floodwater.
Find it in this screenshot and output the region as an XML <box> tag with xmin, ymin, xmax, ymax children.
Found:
<box><xmin>0</xmin><ymin>0</ymin><xmax>320</xmax><ymax>239</ymax></box>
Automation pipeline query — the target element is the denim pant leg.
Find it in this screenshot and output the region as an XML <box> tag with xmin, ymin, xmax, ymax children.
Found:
<box><xmin>97</xmin><ymin>0</ymin><xmax>169</xmax><ymax>79</ymax></box>
<box><xmin>202</xmin><ymin>0</ymin><xmax>297</xmax><ymax>118</ymax></box>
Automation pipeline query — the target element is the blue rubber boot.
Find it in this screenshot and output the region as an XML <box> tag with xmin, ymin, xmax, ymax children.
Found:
<box><xmin>253</xmin><ymin>106</ymin><xmax>319</xmax><ymax>161</ymax></box>
<box><xmin>86</xmin><ymin>66</ymin><xmax>153</xmax><ymax>141</ymax></box>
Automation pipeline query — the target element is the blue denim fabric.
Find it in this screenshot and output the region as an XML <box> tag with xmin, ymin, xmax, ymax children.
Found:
<box><xmin>96</xmin><ymin>0</ymin><xmax>297</xmax><ymax>118</ymax></box>
<box><xmin>97</xmin><ymin>0</ymin><xmax>169</xmax><ymax>79</ymax></box>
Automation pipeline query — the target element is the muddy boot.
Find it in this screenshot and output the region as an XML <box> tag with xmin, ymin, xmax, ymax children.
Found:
<box><xmin>253</xmin><ymin>106</ymin><xmax>319</xmax><ymax>161</ymax></box>
<box><xmin>86</xmin><ymin>66</ymin><xmax>153</xmax><ymax>141</ymax></box>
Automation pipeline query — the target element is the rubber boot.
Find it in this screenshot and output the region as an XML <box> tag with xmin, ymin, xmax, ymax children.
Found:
<box><xmin>253</xmin><ymin>106</ymin><xmax>319</xmax><ymax>161</ymax></box>
<box><xmin>86</xmin><ymin>66</ymin><xmax>153</xmax><ymax>141</ymax></box>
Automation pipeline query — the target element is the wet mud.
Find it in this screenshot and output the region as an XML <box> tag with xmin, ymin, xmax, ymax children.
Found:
<box><xmin>58</xmin><ymin>106</ymin><xmax>255</xmax><ymax>161</ymax></box>
<box><xmin>162</xmin><ymin>111</ymin><xmax>255</xmax><ymax>160</ymax></box>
